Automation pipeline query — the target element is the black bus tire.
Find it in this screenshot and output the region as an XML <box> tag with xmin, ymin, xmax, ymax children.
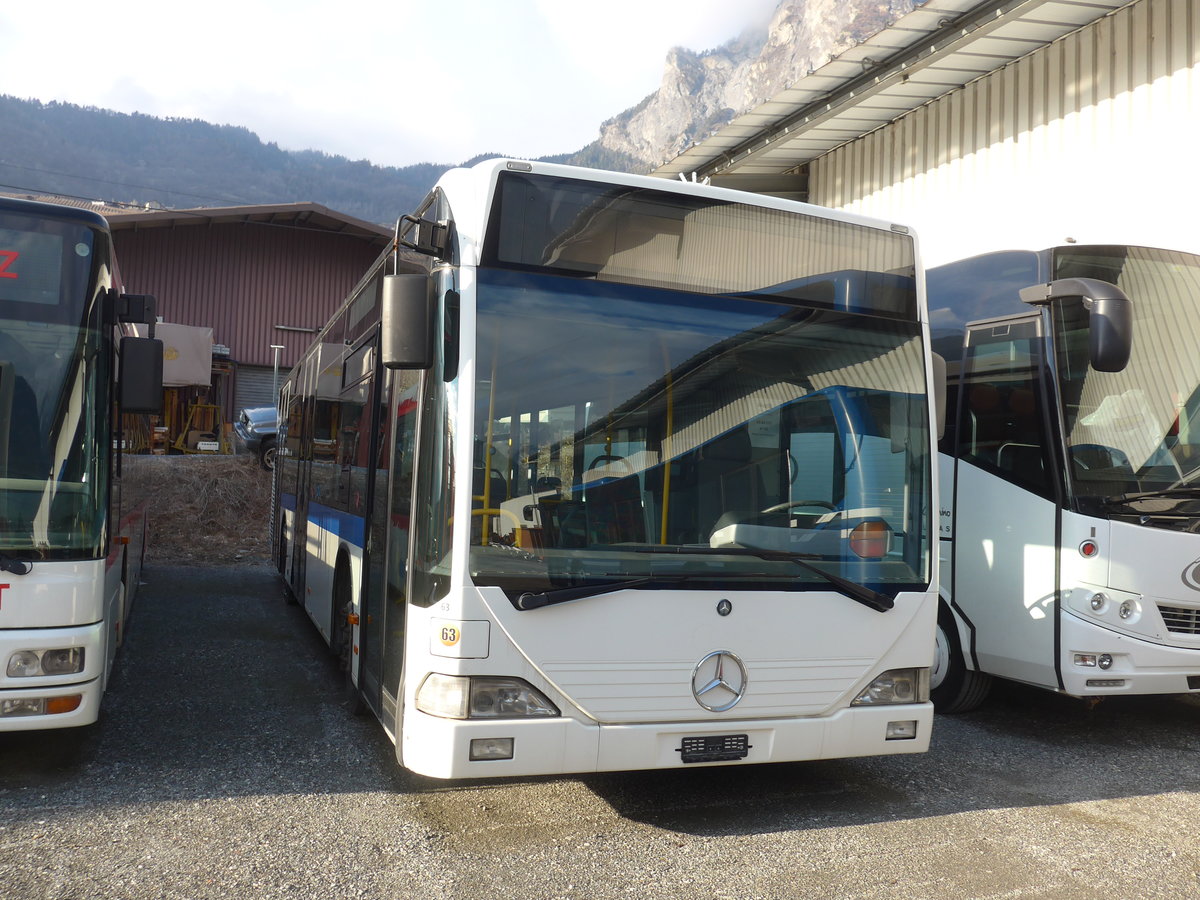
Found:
<box><xmin>931</xmin><ymin>606</ymin><xmax>992</xmax><ymax>713</ymax></box>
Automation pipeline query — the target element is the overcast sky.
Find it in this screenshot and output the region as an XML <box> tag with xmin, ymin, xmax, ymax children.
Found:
<box><xmin>1</xmin><ymin>1</ymin><xmax>779</xmax><ymax>169</ymax></box>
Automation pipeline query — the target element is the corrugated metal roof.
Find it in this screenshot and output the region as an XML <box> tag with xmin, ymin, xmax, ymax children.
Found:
<box><xmin>0</xmin><ymin>192</ymin><xmax>140</xmax><ymax>217</ymax></box>
<box><xmin>105</xmin><ymin>201</ymin><xmax>391</xmax><ymax>242</ymax></box>
<box><xmin>0</xmin><ymin>192</ymin><xmax>392</xmax><ymax>242</ymax></box>
<box><xmin>652</xmin><ymin>0</ymin><xmax>1132</xmax><ymax>183</ymax></box>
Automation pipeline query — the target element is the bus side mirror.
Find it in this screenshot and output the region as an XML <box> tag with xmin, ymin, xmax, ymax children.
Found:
<box><xmin>119</xmin><ymin>336</ymin><xmax>163</xmax><ymax>414</ymax></box>
<box><xmin>381</xmin><ymin>274</ymin><xmax>434</xmax><ymax>370</ymax></box>
<box><xmin>931</xmin><ymin>352</ymin><xmax>947</xmax><ymax>440</ymax></box>
<box><xmin>1019</xmin><ymin>277</ymin><xmax>1132</xmax><ymax>373</ymax></box>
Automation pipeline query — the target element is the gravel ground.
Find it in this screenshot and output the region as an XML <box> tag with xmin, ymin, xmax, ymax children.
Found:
<box><xmin>3</xmin><ymin>563</ymin><xmax>1200</xmax><ymax>899</ymax></box>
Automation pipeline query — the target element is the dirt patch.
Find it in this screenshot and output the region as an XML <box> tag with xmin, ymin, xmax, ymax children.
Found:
<box><xmin>124</xmin><ymin>453</ymin><xmax>274</xmax><ymax>566</ymax></box>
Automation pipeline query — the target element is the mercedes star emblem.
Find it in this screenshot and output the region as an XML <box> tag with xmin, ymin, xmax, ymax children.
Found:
<box><xmin>691</xmin><ymin>649</ymin><xmax>748</xmax><ymax>712</ymax></box>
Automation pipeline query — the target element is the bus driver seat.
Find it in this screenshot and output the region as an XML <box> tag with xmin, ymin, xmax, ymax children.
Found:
<box><xmin>0</xmin><ymin>356</ymin><xmax>47</xmax><ymax>482</ymax></box>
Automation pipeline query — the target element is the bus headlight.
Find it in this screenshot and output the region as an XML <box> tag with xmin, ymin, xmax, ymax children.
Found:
<box><xmin>469</xmin><ymin>677</ymin><xmax>559</xmax><ymax>718</ymax></box>
<box><xmin>416</xmin><ymin>674</ymin><xmax>559</xmax><ymax>719</ymax></box>
<box><xmin>850</xmin><ymin>668</ymin><xmax>929</xmax><ymax>706</ymax></box>
<box><xmin>6</xmin><ymin>648</ymin><xmax>84</xmax><ymax>677</ymax></box>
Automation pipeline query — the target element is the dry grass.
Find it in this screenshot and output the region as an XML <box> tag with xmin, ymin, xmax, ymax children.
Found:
<box><xmin>124</xmin><ymin>453</ymin><xmax>274</xmax><ymax>566</ymax></box>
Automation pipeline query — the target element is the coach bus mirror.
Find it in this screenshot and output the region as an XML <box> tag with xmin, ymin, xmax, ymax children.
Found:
<box><xmin>1085</xmin><ymin>293</ymin><xmax>1133</xmax><ymax>373</ymax></box>
<box><xmin>381</xmin><ymin>274</ymin><xmax>434</xmax><ymax>370</ymax></box>
<box><xmin>1019</xmin><ymin>277</ymin><xmax>1132</xmax><ymax>373</ymax></box>
<box><xmin>118</xmin><ymin>336</ymin><xmax>164</xmax><ymax>414</ymax></box>
<box><xmin>931</xmin><ymin>352</ymin><xmax>947</xmax><ymax>440</ymax></box>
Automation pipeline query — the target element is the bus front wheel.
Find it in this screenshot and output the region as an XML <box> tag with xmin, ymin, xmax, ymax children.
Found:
<box><xmin>931</xmin><ymin>607</ymin><xmax>991</xmax><ymax>713</ymax></box>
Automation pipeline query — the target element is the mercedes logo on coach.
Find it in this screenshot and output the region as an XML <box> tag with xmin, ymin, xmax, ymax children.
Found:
<box><xmin>691</xmin><ymin>650</ymin><xmax>748</xmax><ymax>712</ymax></box>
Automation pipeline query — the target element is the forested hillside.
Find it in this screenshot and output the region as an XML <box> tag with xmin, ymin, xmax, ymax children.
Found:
<box><xmin>0</xmin><ymin>96</ymin><xmax>453</xmax><ymax>224</ymax></box>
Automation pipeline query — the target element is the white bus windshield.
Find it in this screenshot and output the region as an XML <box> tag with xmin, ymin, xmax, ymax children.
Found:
<box><xmin>0</xmin><ymin>210</ymin><xmax>106</xmax><ymax>558</ymax></box>
<box><xmin>1051</xmin><ymin>247</ymin><xmax>1200</xmax><ymax>517</ymax></box>
<box><xmin>470</xmin><ymin>269</ymin><xmax>931</xmax><ymax>602</ymax></box>
<box><xmin>484</xmin><ymin>171</ymin><xmax>917</xmax><ymax>319</ymax></box>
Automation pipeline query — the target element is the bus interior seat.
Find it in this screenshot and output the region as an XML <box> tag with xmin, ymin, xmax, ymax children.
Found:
<box><xmin>0</xmin><ymin>367</ymin><xmax>46</xmax><ymax>480</ymax></box>
<box><xmin>695</xmin><ymin>427</ymin><xmax>765</xmax><ymax>539</ymax></box>
<box><xmin>584</xmin><ymin>457</ymin><xmax>646</xmax><ymax>544</ymax></box>
<box><xmin>996</xmin><ymin>442</ymin><xmax>1043</xmax><ymax>477</ymax></box>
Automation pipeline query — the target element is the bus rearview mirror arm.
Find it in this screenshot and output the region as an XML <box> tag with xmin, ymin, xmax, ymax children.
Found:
<box><xmin>381</xmin><ymin>274</ymin><xmax>435</xmax><ymax>370</ymax></box>
<box><xmin>1018</xmin><ymin>277</ymin><xmax>1133</xmax><ymax>373</ymax></box>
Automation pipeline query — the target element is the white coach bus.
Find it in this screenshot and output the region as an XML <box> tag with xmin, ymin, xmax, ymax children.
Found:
<box><xmin>0</xmin><ymin>196</ymin><xmax>161</xmax><ymax>731</ymax></box>
<box><xmin>930</xmin><ymin>244</ymin><xmax>1200</xmax><ymax>711</ymax></box>
<box><xmin>275</xmin><ymin>158</ymin><xmax>939</xmax><ymax>778</ymax></box>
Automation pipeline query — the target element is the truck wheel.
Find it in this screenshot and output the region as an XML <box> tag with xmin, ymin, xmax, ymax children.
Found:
<box><xmin>260</xmin><ymin>441</ymin><xmax>277</xmax><ymax>471</ymax></box>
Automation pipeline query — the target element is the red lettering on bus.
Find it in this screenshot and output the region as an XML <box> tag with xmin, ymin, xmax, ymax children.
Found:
<box><xmin>0</xmin><ymin>250</ymin><xmax>17</xmax><ymax>279</ymax></box>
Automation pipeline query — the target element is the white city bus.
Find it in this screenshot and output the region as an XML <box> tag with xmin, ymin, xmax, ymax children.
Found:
<box><xmin>930</xmin><ymin>244</ymin><xmax>1200</xmax><ymax>711</ymax></box>
<box><xmin>0</xmin><ymin>196</ymin><xmax>162</xmax><ymax>730</ymax></box>
<box><xmin>275</xmin><ymin>159</ymin><xmax>939</xmax><ymax>778</ymax></box>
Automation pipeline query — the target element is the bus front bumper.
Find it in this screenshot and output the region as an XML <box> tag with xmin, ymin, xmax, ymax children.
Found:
<box><xmin>0</xmin><ymin>622</ymin><xmax>105</xmax><ymax>731</ymax></box>
<box><xmin>400</xmin><ymin>702</ymin><xmax>933</xmax><ymax>780</ymax></box>
<box><xmin>1061</xmin><ymin>612</ymin><xmax>1200</xmax><ymax>697</ymax></box>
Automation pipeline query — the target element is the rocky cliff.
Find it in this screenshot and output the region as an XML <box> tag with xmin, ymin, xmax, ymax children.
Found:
<box><xmin>583</xmin><ymin>0</ymin><xmax>920</xmax><ymax>172</ymax></box>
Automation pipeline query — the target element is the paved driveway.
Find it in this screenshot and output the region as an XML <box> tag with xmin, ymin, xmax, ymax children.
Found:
<box><xmin>2</xmin><ymin>564</ymin><xmax>1199</xmax><ymax>899</ymax></box>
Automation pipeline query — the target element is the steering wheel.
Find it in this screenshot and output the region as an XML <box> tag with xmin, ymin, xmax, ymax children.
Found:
<box><xmin>760</xmin><ymin>499</ymin><xmax>837</xmax><ymax>515</ymax></box>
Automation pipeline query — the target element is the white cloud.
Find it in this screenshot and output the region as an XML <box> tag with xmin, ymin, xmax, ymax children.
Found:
<box><xmin>0</xmin><ymin>0</ymin><xmax>781</xmax><ymax>168</ymax></box>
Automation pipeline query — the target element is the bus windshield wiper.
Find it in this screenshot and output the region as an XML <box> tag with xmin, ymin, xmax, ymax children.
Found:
<box><xmin>0</xmin><ymin>554</ymin><xmax>32</xmax><ymax>575</ymax></box>
<box><xmin>1102</xmin><ymin>486</ymin><xmax>1200</xmax><ymax>505</ymax></box>
<box><xmin>516</xmin><ymin>576</ymin><xmax>654</xmax><ymax>610</ymax></box>
<box><xmin>629</xmin><ymin>546</ymin><xmax>894</xmax><ymax>613</ymax></box>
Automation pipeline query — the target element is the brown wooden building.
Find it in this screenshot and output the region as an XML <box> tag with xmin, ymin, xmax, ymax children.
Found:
<box><xmin>5</xmin><ymin>191</ymin><xmax>394</xmax><ymax>450</ymax></box>
<box><xmin>106</xmin><ymin>202</ymin><xmax>392</xmax><ymax>414</ymax></box>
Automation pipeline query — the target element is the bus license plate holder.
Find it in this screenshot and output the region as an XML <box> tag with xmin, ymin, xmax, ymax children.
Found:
<box><xmin>678</xmin><ymin>734</ymin><xmax>750</xmax><ymax>764</ymax></box>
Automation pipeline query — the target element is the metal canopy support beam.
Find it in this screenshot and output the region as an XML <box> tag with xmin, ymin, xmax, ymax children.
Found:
<box><xmin>692</xmin><ymin>0</ymin><xmax>1028</xmax><ymax>180</ymax></box>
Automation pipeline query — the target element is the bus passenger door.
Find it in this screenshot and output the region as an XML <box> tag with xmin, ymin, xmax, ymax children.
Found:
<box><xmin>365</xmin><ymin>369</ymin><xmax>421</xmax><ymax>724</ymax></box>
<box><xmin>281</xmin><ymin>382</ymin><xmax>311</xmax><ymax>597</ymax></box>
<box><xmin>951</xmin><ymin>316</ymin><xmax>1060</xmax><ymax>689</ymax></box>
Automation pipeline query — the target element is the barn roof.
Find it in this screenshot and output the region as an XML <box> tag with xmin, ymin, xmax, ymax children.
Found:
<box><xmin>0</xmin><ymin>192</ymin><xmax>392</xmax><ymax>246</ymax></box>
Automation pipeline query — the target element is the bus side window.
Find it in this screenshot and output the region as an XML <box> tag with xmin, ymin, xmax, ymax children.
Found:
<box><xmin>960</xmin><ymin>333</ymin><xmax>1053</xmax><ymax>498</ymax></box>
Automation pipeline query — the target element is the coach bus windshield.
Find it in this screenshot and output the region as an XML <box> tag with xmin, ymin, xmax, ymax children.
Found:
<box><xmin>469</xmin><ymin>268</ymin><xmax>931</xmax><ymax>602</ymax></box>
<box><xmin>468</xmin><ymin>174</ymin><xmax>930</xmax><ymax>603</ymax></box>
<box><xmin>0</xmin><ymin>209</ymin><xmax>108</xmax><ymax>559</ymax></box>
<box><xmin>1051</xmin><ymin>247</ymin><xmax>1200</xmax><ymax>521</ymax></box>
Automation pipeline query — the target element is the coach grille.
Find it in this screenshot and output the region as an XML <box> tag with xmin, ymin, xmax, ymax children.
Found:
<box><xmin>1158</xmin><ymin>604</ymin><xmax>1200</xmax><ymax>635</ymax></box>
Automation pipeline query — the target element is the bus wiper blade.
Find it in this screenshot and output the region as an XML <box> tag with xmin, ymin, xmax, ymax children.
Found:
<box><xmin>1102</xmin><ymin>487</ymin><xmax>1200</xmax><ymax>505</ymax></box>
<box><xmin>516</xmin><ymin>577</ymin><xmax>653</xmax><ymax>611</ymax></box>
<box><xmin>629</xmin><ymin>546</ymin><xmax>893</xmax><ymax>613</ymax></box>
<box><xmin>0</xmin><ymin>554</ymin><xmax>32</xmax><ymax>575</ymax></box>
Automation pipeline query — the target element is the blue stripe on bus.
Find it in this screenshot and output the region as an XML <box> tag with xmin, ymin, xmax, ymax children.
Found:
<box><xmin>280</xmin><ymin>492</ymin><xmax>297</xmax><ymax>512</ymax></box>
<box><xmin>307</xmin><ymin>501</ymin><xmax>366</xmax><ymax>549</ymax></box>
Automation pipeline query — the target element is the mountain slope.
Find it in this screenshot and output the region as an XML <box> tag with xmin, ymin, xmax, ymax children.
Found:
<box><xmin>588</xmin><ymin>0</ymin><xmax>921</xmax><ymax>170</ymax></box>
<box><xmin>0</xmin><ymin>1</ymin><xmax>919</xmax><ymax>219</ymax></box>
<box><xmin>0</xmin><ymin>95</ymin><xmax>444</xmax><ymax>223</ymax></box>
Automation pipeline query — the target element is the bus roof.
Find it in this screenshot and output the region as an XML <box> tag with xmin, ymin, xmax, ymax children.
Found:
<box><xmin>0</xmin><ymin>195</ymin><xmax>112</xmax><ymax>231</ymax></box>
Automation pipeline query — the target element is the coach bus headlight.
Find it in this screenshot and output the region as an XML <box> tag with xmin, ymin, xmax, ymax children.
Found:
<box><xmin>41</xmin><ymin>648</ymin><xmax>85</xmax><ymax>675</ymax></box>
<box><xmin>0</xmin><ymin>694</ymin><xmax>82</xmax><ymax>717</ymax></box>
<box><xmin>416</xmin><ymin>674</ymin><xmax>559</xmax><ymax>719</ymax></box>
<box><xmin>6</xmin><ymin>651</ymin><xmax>41</xmax><ymax>678</ymax></box>
<box><xmin>469</xmin><ymin>677</ymin><xmax>559</xmax><ymax>718</ymax></box>
<box><xmin>6</xmin><ymin>648</ymin><xmax>85</xmax><ymax>677</ymax></box>
<box><xmin>850</xmin><ymin>668</ymin><xmax>930</xmax><ymax>706</ymax></box>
